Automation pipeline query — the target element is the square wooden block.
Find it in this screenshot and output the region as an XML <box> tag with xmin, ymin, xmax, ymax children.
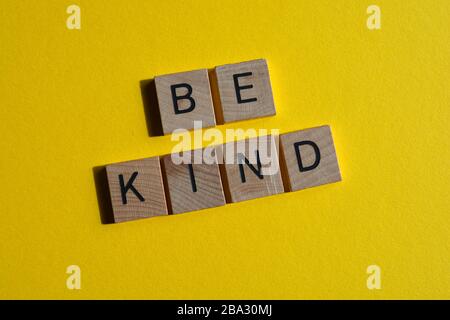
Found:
<box><xmin>214</xmin><ymin>59</ymin><xmax>276</xmax><ymax>123</ymax></box>
<box><xmin>280</xmin><ymin>125</ymin><xmax>342</xmax><ymax>191</ymax></box>
<box><xmin>162</xmin><ymin>149</ymin><xmax>226</xmax><ymax>214</ymax></box>
<box><xmin>219</xmin><ymin>135</ymin><xmax>284</xmax><ymax>202</ymax></box>
<box><xmin>106</xmin><ymin>157</ymin><xmax>168</xmax><ymax>223</ymax></box>
<box><xmin>155</xmin><ymin>69</ymin><xmax>216</xmax><ymax>135</ymax></box>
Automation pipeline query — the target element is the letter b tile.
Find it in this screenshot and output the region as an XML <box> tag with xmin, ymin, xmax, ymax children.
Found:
<box><xmin>279</xmin><ymin>125</ymin><xmax>342</xmax><ymax>191</ymax></box>
<box><xmin>155</xmin><ymin>69</ymin><xmax>216</xmax><ymax>135</ymax></box>
<box><xmin>106</xmin><ymin>157</ymin><xmax>168</xmax><ymax>223</ymax></box>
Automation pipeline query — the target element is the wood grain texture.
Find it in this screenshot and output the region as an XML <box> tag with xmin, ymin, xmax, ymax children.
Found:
<box><xmin>219</xmin><ymin>135</ymin><xmax>284</xmax><ymax>202</ymax></box>
<box><xmin>214</xmin><ymin>59</ymin><xmax>276</xmax><ymax>123</ymax></box>
<box><xmin>106</xmin><ymin>157</ymin><xmax>168</xmax><ymax>223</ymax></box>
<box><xmin>155</xmin><ymin>69</ymin><xmax>216</xmax><ymax>134</ymax></box>
<box><xmin>162</xmin><ymin>150</ymin><xmax>226</xmax><ymax>214</ymax></box>
<box><xmin>280</xmin><ymin>125</ymin><xmax>341</xmax><ymax>191</ymax></box>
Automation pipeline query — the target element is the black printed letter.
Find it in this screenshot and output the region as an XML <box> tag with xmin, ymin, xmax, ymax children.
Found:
<box><xmin>233</xmin><ymin>72</ymin><xmax>257</xmax><ymax>104</ymax></box>
<box><xmin>294</xmin><ymin>141</ymin><xmax>321</xmax><ymax>172</ymax></box>
<box><xmin>238</xmin><ymin>150</ymin><xmax>263</xmax><ymax>183</ymax></box>
<box><xmin>187</xmin><ymin>164</ymin><xmax>197</xmax><ymax>192</ymax></box>
<box><xmin>171</xmin><ymin>83</ymin><xmax>196</xmax><ymax>114</ymax></box>
<box><xmin>118</xmin><ymin>172</ymin><xmax>145</xmax><ymax>204</ymax></box>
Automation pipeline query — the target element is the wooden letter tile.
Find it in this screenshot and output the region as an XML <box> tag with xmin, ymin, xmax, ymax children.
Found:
<box><xmin>162</xmin><ymin>150</ymin><xmax>226</xmax><ymax>214</ymax></box>
<box><xmin>155</xmin><ymin>69</ymin><xmax>216</xmax><ymax>135</ymax></box>
<box><xmin>214</xmin><ymin>59</ymin><xmax>276</xmax><ymax>123</ymax></box>
<box><xmin>219</xmin><ymin>135</ymin><xmax>284</xmax><ymax>202</ymax></box>
<box><xmin>279</xmin><ymin>125</ymin><xmax>342</xmax><ymax>191</ymax></box>
<box><xmin>106</xmin><ymin>157</ymin><xmax>168</xmax><ymax>223</ymax></box>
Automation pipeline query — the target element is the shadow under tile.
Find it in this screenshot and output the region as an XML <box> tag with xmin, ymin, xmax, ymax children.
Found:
<box><xmin>92</xmin><ymin>166</ymin><xmax>115</xmax><ymax>224</ymax></box>
<box><xmin>140</xmin><ymin>79</ymin><xmax>164</xmax><ymax>137</ymax></box>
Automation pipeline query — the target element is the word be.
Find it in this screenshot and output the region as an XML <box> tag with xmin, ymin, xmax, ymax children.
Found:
<box><xmin>155</xmin><ymin>59</ymin><xmax>276</xmax><ymax>134</ymax></box>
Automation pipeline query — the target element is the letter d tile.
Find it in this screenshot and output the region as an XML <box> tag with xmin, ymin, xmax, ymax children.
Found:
<box><xmin>279</xmin><ymin>125</ymin><xmax>342</xmax><ymax>191</ymax></box>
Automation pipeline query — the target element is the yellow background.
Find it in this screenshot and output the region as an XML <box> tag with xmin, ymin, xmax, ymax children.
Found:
<box><xmin>1</xmin><ymin>0</ymin><xmax>449</xmax><ymax>299</ymax></box>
